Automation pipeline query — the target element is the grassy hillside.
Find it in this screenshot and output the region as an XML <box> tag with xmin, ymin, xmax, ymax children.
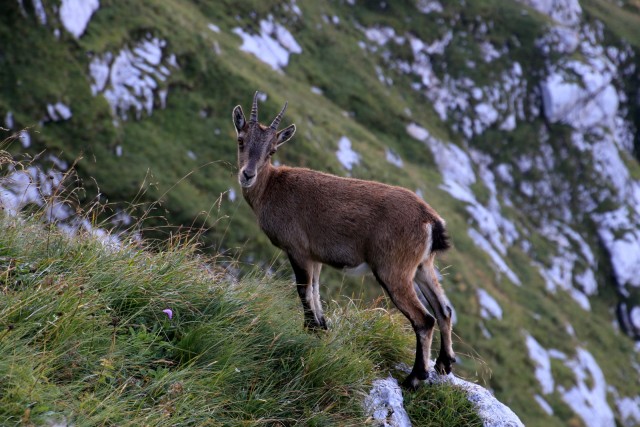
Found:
<box><xmin>2</xmin><ymin>1</ymin><xmax>640</xmax><ymax>426</ymax></box>
<box><xmin>0</xmin><ymin>211</ymin><xmax>480</xmax><ymax>426</ymax></box>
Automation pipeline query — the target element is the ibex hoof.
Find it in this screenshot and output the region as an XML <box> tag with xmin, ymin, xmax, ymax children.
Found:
<box><xmin>401</xmin><ymin>373</ymin><xmax>426</xmax><ymax>391</ymax></box>
<box><xmin>435</xmin><ymin>354</ymin><xmax>456</xmax><ymax>375</ymax></box>
<box><xmin>317</xmin><ymin>316</ymin><xmax>328</xmax><ymax>330</ymax></box>
<box><xmin>304</xmin><ymin>318</ymin><xmax>328</xmax><ymax>332</ymax></box>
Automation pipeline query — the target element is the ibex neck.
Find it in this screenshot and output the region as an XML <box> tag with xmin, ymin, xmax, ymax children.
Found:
<box><xmin>241</xmin><ymin>162</ymin><xmax>275</xmax><ymax>211</ymax></box>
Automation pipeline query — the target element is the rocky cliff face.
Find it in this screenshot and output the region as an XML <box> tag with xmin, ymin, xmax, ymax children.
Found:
<box><xmin>1</xmin><ymin>1</ymin><xmax>639</xmax><ymax>426</ymax></box>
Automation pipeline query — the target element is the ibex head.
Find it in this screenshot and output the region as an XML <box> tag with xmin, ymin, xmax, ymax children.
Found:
<box><xmin>232</xmin><ymin>91</ymin><xmax>296</xmax><ymax>188</ymax></box>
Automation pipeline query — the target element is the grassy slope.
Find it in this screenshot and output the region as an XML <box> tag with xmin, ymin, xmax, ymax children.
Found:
<box><xmin>1</xmin><ymin>1</ymin><xmax>639</xmax><ymax>426</ymax></box>
<box><xmin>0</xmin><ymin>212</ymin><xmax>480</xmax><ymax>427</ymax></box>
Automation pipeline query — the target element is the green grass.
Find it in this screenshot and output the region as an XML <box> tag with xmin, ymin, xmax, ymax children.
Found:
<box><xmin>0</xmin><ymin>211</ymin><xmax>481</xmax><ymax>426</ymax></box>
<box><xmin>404</xmin><ymin>382</ymin><xmax>483</xmax><ymax>427</ymax></box>
<box><xmin>581</xmin><ymin>0</ymin><xmax>640</xmax><ymax>48</ymax></box>
<box><xmin>2</xmin><ymin>1</ymin><xmax>640</xmax><ymax>426</ymax></box>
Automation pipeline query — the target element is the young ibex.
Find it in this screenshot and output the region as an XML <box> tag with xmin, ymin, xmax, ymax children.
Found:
<box><xmin>232</xmin><ymin>92</ymin><xmax>455</xmax><ymax>388</ymax></box>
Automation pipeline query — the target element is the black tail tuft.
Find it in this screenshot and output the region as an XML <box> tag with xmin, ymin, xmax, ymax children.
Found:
<box><xmin>431</xmin><ymin>220</ymin><xmax>451</xmax><ymax>253</ymax></box>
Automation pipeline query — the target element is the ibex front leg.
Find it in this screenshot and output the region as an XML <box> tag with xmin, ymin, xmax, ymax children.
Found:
<box><xmin>311</xmin><ymin>263</ymin><xmax>328</xmax><ymax>329</ymax></box>
<box><xmin>288</xmin><ymin>254</ymin><xmax>326</xmax><ymax>330</ymax></box>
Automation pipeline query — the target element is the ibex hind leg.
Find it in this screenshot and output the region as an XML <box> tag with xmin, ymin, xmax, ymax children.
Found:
<box><xmin>374</xmin><ymin>268</ymin><xmax>435</xmax><ymax>390</ymax></box>
<box><xmin>415</xmin><ymin>257</ymin><xmax>456</xmax><ymax>375</ymax></box>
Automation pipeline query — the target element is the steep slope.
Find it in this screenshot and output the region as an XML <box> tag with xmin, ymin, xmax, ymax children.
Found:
<box><xmin>1</xmin><ymin>1</ymin><xmax>640</xmax><ymax>426</ymax></box>
<box><xmin>0</xmin><ymin>211</ymin><xmax>487</xmax><ymax>426</ymax></box>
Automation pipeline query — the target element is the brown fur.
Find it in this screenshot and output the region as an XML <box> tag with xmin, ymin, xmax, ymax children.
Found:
<box><xmin>232</xmin><ymin>94</ymin><xmax>455</xmax><ymax>389</ymax></box>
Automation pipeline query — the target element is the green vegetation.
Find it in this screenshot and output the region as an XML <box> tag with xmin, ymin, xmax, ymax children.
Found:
<box><xmin>404</xmin><ymin>382</ymin><xmax>483</xmax><ymax>427</ymax></box>
<box><xmin>0</xmin><ymin>211</ymin><xmax>480</xmax><ymax>426</ymax></box>
<box><xmin>2</xmin><ymin>0</ymin><xmax>640</xmax><ymax>426</ymax></box>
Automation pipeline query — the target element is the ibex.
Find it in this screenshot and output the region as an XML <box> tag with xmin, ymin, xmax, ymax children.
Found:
<box><xmin>232</xmin><ymin>92</ymin><xmax>455</xmax><ymax>389</ymax></box>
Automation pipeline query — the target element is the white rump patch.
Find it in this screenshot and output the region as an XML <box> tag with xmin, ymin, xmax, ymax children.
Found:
<box><xmin>423</xmin><ymin>222</ymin><xmax>433</xmax><ymax>261</ymax></box>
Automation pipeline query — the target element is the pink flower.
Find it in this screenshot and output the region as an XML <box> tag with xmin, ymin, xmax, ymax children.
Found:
<box><xmin>162</xmin><ymin>309</ymin><xmax>173</xmax><ymax>320</ymax></box>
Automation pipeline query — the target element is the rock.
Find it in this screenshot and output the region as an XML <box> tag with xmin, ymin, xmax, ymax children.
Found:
<box><xmin>364</xmin><ymin>376</ymin><xmax>411</xmax><ymax>427</ymax></box>
<box><xmin>365</xmin><ymin>364</ymin><xmax>525</xmax><ymax>427</ymax></box>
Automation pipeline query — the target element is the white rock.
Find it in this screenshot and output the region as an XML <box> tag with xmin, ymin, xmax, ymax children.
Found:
<box><xmin>4</xmin><ymin>111</ymin><xmax>14</xmax><ymax>129</ymax></box>
<box><xmin>233</xmin><ymin>16</ymin><xmax>302</xmax><ymax>72</ymax></box>
<box><xmin>469</xmin><ymin>228</ymin><xmax>521</xmax><ymax>285</ymax></box>
<box><xmin>533</xmin><ymin>221</ymin><xmax>597</xmax><ymax>310</ymax></box>
<box><xmin>592</xmin><ymin>139</ymin><xmax>630</xmax><ymax>200</ymax></box>
<box><xmin>286</xmin><ymin>0</ymin><xmax>302</xmax><ymax>16</ymax></box>
<box><xmin>0</xmin><ymin>165</ymin><xmax>125</xmax><ymax>251</ymax></box>
<box><xmin>32</xmin><ymin>0</ymin><xmax>47</xmax><ymax>25</ymax></box>
<box><xmin>111</xmin><ymin>210</ymin><xmax>133</xmax><ymax>227</ymax></box>
<box><xmin>407</xmin><ymin>127</ymin><xmax>521</xmax><ymax>282</ymax></box>
<box><xmin>596</xmin><ymin>211</ymin><xmax>640</xmax><ymax>289</ymax></box>
<box><xmin>19</xmin><ymin>130</ymin><xmax>30</xmax><ymax>148</ymax></box>
<box><xmin>90</xmin><ymin>37</ymin><xmax>177</xmax><ymax>120</ymax></box>
<box><xmin>475</xmin><ymin>103</ymin><xmax>499</xmax><ymax>126</ymax></box>
<box><xmin>0</xmin><ymin>169</ymin><xmax>39</xmax><ymax>215</ymax></box>
<box><xmin>89</xmin><ymin>53</ymin><xmax>111</xmax><ymax>95</ymax></box>
<box><xmin>385</xmin><ymin>148</ymin><xmax>403</xmax><ymax>167</ymax></box>
<box><xmin>541</xmin><ymin>68</ymin><xmax>618</xmax><ymax>130</ymax></box>
<box><xmin>59</xmin><ymin>0</ymin><xmax>100</xmax><ymax>38</ymax></box>
<box><xmin>428</xmin><ymin>367</ymin><xmax>524</xmax><ymax>427</ymax></box>
<box><xmin>363</xmin><ymin>376</ymin><xmax>411</xmax><ymax>427</ymax></box>
<box><xmin>273</xmin><ymin>21</ymin><xmax>302</xmax><ymax>54</ymax></box>
<box><xmin>615</xmin><ymin>396</ymin><xmax>640</xmax><ymax>427</ymax></box>
<box><xmin>631</xmin><ymin>307</ymin><xmax>640</xmax><ymax>331</ymax></box>
<box><xmin>47</xmin><ymin>154</ymin><xmax>68</xmax><ymax>170</ymax></box>
<box><xmin>336</xmin><ymin>136</ymin><xmax>360</xmax><ymax>170</ymax></box>
<box><xmin>525</xmin><ymin>334</ymin><xmax>554</xmax><ymax>394</ymax></box>
<box><xmin>405</xmin><ymin>123</ymin><xmax>429</xmax><ymax>142</ymax></box>
<box><xmin>477</xmin><ymin>289</ymin><xmax>503</xmax><ymax>320</ymax></box>
<box><xmin>480</xmin><ymin>41</ymin><xmax>502</xmax><ymax>62</ymax></box>
<box><xmin>499</xmin><ymin>114</ymin><xmax>516</xmax><ymax>131</ymax></box>
<box><xmin>365</xmin><ymin>26</ymin><xmax>400</xmax><ymax>46</ymax></box>
<box><xmin>538</xmin><ymin>26</ymin><xmax>580</xmax><ymax>54</ymax></box>
<box><xmin>518</xmin><ymin>0</ymin><xmax>582</xmax><ymax>26</ymax></box>
<box><xmin>47</xmin><ymin>102</ymin><xmax>73</xmax><ymax>121</ymax></box>
<box><xmin>416</xmin><ymin>0</ymin><xmax>443</xmax><ymax>14</ymax></box>
<box><xmin>534</xmin><ymin>394</ymin><xmax>554</xmax><ymax>415</ymax></box>
<box><xmin>559</xmin><ymin>348</ymin><xmax>615</xmax><ymax>427</ymax></box>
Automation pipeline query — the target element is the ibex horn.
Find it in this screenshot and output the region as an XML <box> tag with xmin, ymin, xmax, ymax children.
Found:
<box><xmin>270</xmin><ymin>101</ymin><xmax>288</xmax><ymax>130</ymax></box>
<box><xmin>250</xmin><ymin>91</ymin><xmax>259</xmax><ymax>123</ymax></box>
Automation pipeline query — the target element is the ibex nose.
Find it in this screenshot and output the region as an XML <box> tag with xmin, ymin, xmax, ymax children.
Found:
<box><xmin>242</xmin><ymin>169</ymin><xmax>255</xmax><ymax>180</ymax></box>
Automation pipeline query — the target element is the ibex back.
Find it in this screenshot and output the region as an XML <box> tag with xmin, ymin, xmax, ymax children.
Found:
<box><xmin>232</xmin><ymin>92</ymin><xmax>455</xmax><ymax>389</ymax></box>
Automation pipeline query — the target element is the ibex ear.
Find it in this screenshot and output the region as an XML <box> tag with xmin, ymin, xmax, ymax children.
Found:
<box><xmin>232</xmin><ymin>105</ymin><xmax>247</xmax><ymax>133</ymax></box>
<box><xmin>275</xmin><ymin>124</ymin><xmax>296</xmax><ymax>148</ymax></box>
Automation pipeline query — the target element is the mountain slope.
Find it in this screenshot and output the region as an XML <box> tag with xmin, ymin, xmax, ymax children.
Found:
<box><xmin>1</xmin><ymin>1</ymin><xmax>640</xmax><ymax>426</ymax></box>
<box><xmin>0</xmin><ymin>211</ymin><xmax>487</xmax><ymax>426</ymax></box>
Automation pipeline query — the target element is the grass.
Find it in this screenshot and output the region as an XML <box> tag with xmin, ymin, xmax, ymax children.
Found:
<box><xmin>0</xmin><ymin>209</ymin><xmax>482</xmax><ymax>426</ymax></box>
<box><xmin>404</xmin><ymin>383</ymin><xmax>483</xmax><ymax>427</ymax></box>
<box><xmin>2</xmin><ymin>1</ymin><xmax>640</xmax><ymax>426</ymax></box>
